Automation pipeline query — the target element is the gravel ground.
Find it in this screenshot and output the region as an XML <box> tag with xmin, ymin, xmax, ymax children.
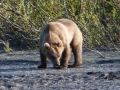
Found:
<box><xmin>0</xmin><ymin>48</ymin><xmax>120</xmax><ymax>90</ymax></box>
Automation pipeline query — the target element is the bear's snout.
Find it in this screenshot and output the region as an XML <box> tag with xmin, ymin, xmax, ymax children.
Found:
<box><xmin>52</xmin><ymin>59</ymin><xmax>60</xmax><ymax>67</ymax></box>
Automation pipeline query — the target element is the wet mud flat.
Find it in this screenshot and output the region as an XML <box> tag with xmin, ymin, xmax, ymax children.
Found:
<box><xmin>0</xmin><ymin>49</ymin><xmax>120</xmax><ymax>90</ymax></box>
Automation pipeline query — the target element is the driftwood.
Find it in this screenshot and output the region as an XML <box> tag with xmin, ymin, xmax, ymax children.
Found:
<box><xmin>86</xmin><ymin>48</ymin><xmax>105</xmax><ymax>58</ymax></box>
<box><xmin>0</xmin><ymin>40</ymin><xmax>13</xmax><ymax>52</ymax></box>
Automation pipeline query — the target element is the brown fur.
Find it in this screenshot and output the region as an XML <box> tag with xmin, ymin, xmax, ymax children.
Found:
<box><xmin>38</xmin><ymin>18</ymin><xmax>83</xmax><ymax>69</ymax></box>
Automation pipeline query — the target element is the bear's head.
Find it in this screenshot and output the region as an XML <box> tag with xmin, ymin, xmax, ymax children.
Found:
<box><xmin>43</xmin><ymin>40</ymin><xmax>64</xmax><ymax>68</ymax></box>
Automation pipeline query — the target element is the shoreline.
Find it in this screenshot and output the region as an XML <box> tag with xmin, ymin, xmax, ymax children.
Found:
<box><xmin>0</xmin><ymin>49</ymin><xmax>120</xmax><ymax>90</ymax></box>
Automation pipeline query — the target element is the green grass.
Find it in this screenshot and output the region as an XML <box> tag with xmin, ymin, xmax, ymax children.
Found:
<box><xmin>0</xmin><ymin>0</ymin><xmax>120</xmax><ymax>50</ymax></box>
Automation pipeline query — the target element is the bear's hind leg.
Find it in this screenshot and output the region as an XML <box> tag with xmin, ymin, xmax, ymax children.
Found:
<box><xmin>38</xmin><ymin>51</ymin><xmax>47</xmax><ymax>69</ymax></box>
<box><xmin>68</xmin><ymin>42</ymin><xmax>82</xmax><ymax>68</ymax></box>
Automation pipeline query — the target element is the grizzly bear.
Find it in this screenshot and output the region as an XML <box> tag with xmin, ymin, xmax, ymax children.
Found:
<box><xmin>38</xmin><ymin>18</ymin><xmax>83</xmax><ymax>69</ymax></box>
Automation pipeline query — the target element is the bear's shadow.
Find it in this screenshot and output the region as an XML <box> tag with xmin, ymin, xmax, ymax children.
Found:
<box><xmin>1</xmin><ymin>59</ymin><xmax>120</xmax><ymax>72</ymax></box>
<box><xmin>0</xmin><ymin>60</ymin><xmax>39</xmax><ymax>72</ymax></box>
<box><xmin>95</xmin><ymin>59</ymin><xmax>120</xmax><ymax>64</ymax></box>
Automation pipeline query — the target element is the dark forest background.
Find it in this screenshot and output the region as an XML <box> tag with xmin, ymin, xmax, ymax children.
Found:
<box><xmin>0</xmin><ymin>0</ymin><xmax>120</xmax><ymax>52</ymax></box>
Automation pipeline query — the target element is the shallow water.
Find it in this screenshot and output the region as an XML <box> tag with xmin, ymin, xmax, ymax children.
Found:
<box><xmin>0</xmin><ymin>49</ymin><xmax>120</xmax><ymax>90</ymax></box>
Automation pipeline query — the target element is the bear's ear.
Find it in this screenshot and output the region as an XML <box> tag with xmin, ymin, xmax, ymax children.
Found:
<box><xmin>57</xmin><ymin>41</ymin><xmax>62</xmax><ymax>47</ymax></box>
<box><xmin>44</xmin><ymin>43</ymin><xmax>50</xmax><ymax>49</ymax></box>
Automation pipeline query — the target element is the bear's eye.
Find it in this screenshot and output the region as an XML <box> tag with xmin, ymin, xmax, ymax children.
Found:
<box><xmin>52</xmin><ymin>43</ymin><xmax>57</xmax><ymax>46</ymax></box>
<box><xmin>57</xmin><ymin>42</ymin><xmax>62</xmax><ymax>47</ymax></box>
<box><xmin>52</xmin><ymin>42</ymin><xmax>62</xmax><ymax>47</ymax></box>
<box><xmin>52</xmin><ymin>43</ymin><xmax>59</xmax><ymax>46</ymax></box>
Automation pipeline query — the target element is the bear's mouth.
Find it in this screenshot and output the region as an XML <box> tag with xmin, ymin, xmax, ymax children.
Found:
<box><xmin>53</xmin><ymin>65</ymin><xmax>62</xmax><ymax>69</ymax></box>
<box><xmin>52</xmin><ymin>59</ymin><xmax>60</xmax><ymax>67</ymax></box>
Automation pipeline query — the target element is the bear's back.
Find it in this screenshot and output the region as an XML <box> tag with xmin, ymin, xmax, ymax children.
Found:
<box><xmin>40</xmin><ymin>18</ymin><xmax>82</xmax><ymax>46</ymax></box>
<box><xmin>56</xmin><ymin>18</ymin><xmax>76</xmax><ymax>27</ymax></box>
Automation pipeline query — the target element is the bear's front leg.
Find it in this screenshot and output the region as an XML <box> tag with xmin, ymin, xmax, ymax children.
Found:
<box><xmin>60</xmin><ymin>46</ymin><xmax>71</xmax><ymax>69</ymax></box>
<box><xmin>38</xmin><ymin>51</ymin><xmax>47</xmax><ymax>69</ymax></box>
<box><xmin>68</xmin><ymin>42</ymin><xmax>82</xmax><ymax>68</ymax></box>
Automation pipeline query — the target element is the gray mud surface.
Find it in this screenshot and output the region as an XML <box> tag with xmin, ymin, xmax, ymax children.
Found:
<box><xmin>0</xmin><ymin>49</ymin><xmax>120</xmax><ymax>90</ymax></box>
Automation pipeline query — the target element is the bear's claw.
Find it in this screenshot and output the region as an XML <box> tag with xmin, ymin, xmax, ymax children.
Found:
<box><xmin>38</xmin><ymin>65</ymin><xmax>46</xmax><ymax>69</ymax></box>
<box><xmin>54</xmin><ymin>66</ymin><xmax>67</xmax><ymax>69</ymax></box>
<box><xmin>68</xmin><ymin>65</ymin><xmax>81</xmax><ymax>68</ymax></box>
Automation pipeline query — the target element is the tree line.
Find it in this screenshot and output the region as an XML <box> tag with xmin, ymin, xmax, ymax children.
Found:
<box><xmin>0</xmin><ymin>0</ymin><xmax>120</xmax><ymax>52</ymax></box>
